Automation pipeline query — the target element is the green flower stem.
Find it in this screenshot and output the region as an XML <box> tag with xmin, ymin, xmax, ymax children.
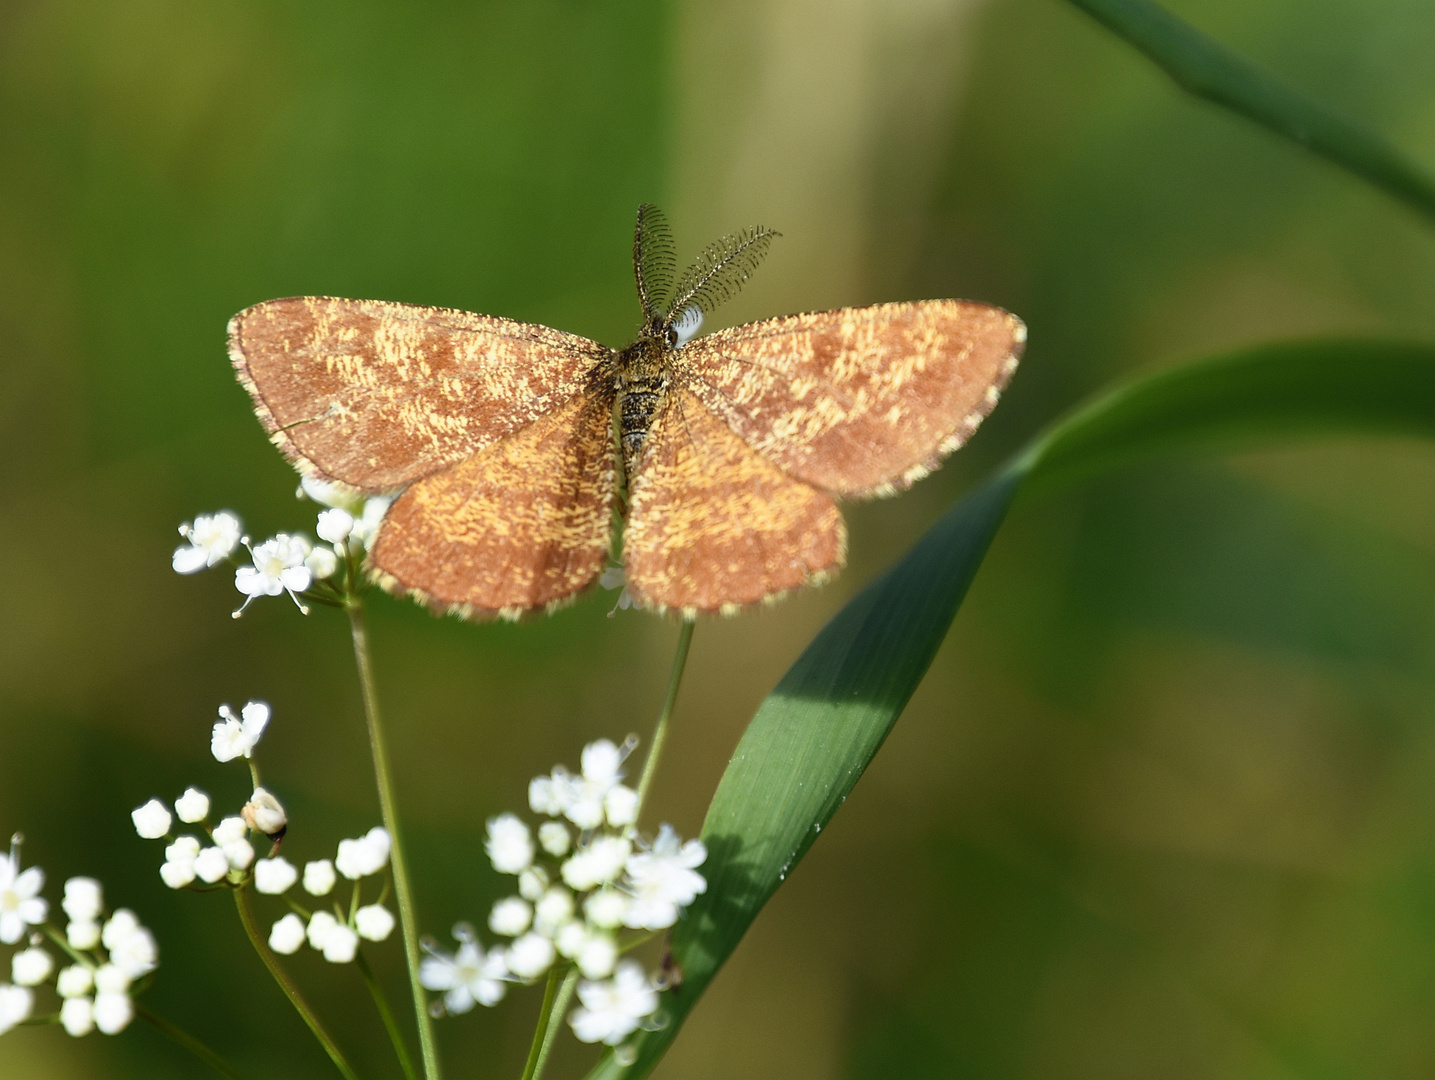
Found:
<box><xmin>357</xmin><ymin>950</ymin><xmax>420</xmax><ymax>1080</ymax></box>
<box><xmin>233</xmin><ymin>887</ymin><xmax>359</xmax><ymax>1080</ymax></box>
<box><xmin>136</xmin><ymin>1002</ymin><xmax>254</xmax><ymax>1080</ymax></box>
<box><xmin>634</xmin><ymin>619</ymin><xmax>696</xmax><ymax>818</ymax></box>
<box><xmin>521</xmin><ymin>966</ymin><xmax>580</xmax><ymax>1080</ymax></box>
<box><xmin>345</xmin><ymin>599</ymin><xmax>442</xmax><ymax>1080</ymax></box>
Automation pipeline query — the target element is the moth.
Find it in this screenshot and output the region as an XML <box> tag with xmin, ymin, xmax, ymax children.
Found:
<box><xmin>228</xmin><ymin>206</ymin><xmax>1024</xmax><ymax>618</ymax></box>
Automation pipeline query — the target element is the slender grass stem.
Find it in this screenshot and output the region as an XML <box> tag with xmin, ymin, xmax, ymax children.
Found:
<box><xmin>233</xmin><ymin>888</ymin><xmax>358</xmax><ymax>1080</ymax></box>
<box><xmin>346</xmin><ymin>600</ymin><xmax>441</xmax><ymax>1080</ymax></box>
<box><xmin>634</xmin><ymin>619</ymin><xmax>696</xmax><ymax>817</ymax></box>
<box><xmin>521</xmin><ymin>967</ymin><xmax>579</xmax><ymax>1080</ymax></box>
<box><xmin>357</xmin><ymin>950</ymin><xmax>420</xmax><ymax>1080</ymax></box>
<box><xmin>136</xmin><ymin>1002</ymin><xmax>253</xmax><ymax>1080</ymax></box>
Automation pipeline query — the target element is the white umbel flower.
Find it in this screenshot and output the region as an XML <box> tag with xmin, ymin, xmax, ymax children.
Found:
<box><xmin>62</xmin><ymin>877</ymin><xmax>103</xmax><ymax>923</ymax></box>
<box><xmin>242</xmin><ymin>788</ymin><xmax>288</xmax><ymax>838</ymax></box>
<box><xmin>269</xmin><ymin>914</ymin><xmax>306</xmax><ymax>955</ymax></box>
<box><xmin>335</xmin><ymin>827</ymin><xmax>390</xmax><ymax>879</ymax></box>
<box><xmin>174</xmin><ymin>788</ymin><xmax>211</xmax><ymax>824</ymax></box>
<box><xmin>322</xmin><ymin>924</ymin><xmax>359</xmax><ymax>964</ymax></box>
<box><xmin>60</xmin><ymin>995</ymin><xmax>94</xmax><ymax>1036</ymax></box>
<box><xmin>11</xmin><ymin>947</ymin><xmax>52</xmax><ymax>986</ymax></box>
<box><xmin>253</xmin><ymin>857</ymin><xmax>298</xmax><ymax>895</ymax></box>
<box><xmin>160</xmin><ymin>836</ymin><xmax>201</xmax><ymax>890</ymax></box>
<box><xmin>234</xmin><ymin>533</ymin><xmax>313</xmax><ymax>612</ymax></box>
<box><xmin>173</xmin><ymin>512</ymin><xmax>242</xmax><ymax>573</ymax></box>
<box><xmin>533</xmin><ymin>888</ymin><xmax>575</xmax><ymax>936</ymax></box>
<box><xmin>193</xmin><ymin>847</ymin><xmax>230</xmax><ymax>884</ymax></box>
<box><xmin>563</xmin><ymin>740</ymin><xmax>630</xmax><ymax>829</ymax></box>
<box><xmin>569</xmin><ymin>961</ymin><xmax>659</xmax><ymax>1045</ymax></box>
<box><xmin>0</xmin><ymin>983</ymin><xmax>34</xmax><ymax>1036</ymax></box>
<box><xmin>503</xmin><ymin>932</ymin><xmax>555</xmax><ymax>981</ymax></box>
<box><xmin>130</xmin><ymin>799</ymin><xmax>172</xmax><ymax>839</ymax></box>
<box><xmin>57</xmin><ymin>965</ymin><xmax>94</xmax><ymax>998</ymax></box>
<box><xmin>622</xmin><ymin>825</ymin><xmax>707</xmax><ymax>931</ymax></box>
<box><xmin>0</xmin><ymin>841</ymin><xmax>47</xmax><ymax>944</ymax></box>
<box><xmin>109</xmin><ymin>925</ymin><xmax>158</xmax><ymax>980</ymax></box>
<box><xmin>355</xmin><ymin>904</ymin><xmax>395</xmax><ymax>942</ymax></box>
<box><xmin>305</xmin><ymin>546</ymin><xmax>339</xmax><ymax>581</ymax></box>
<box><xmin>561</xmin><ymin>836</ymin><xmax>631</xmax><ymax>892</ymax></box>
<box><xmin>316</xmin><ymin>508</ymin><xmax>355</xmax><ymax>545</ymax></box>
<box><xmin>485</xmin><ymin>814</ymin><xmax>534</xmax><ymax>875</ymax></box>
<box><xmin>488</xmin><ymin>897</ymin><xmax>532</xmax><ymax>937</ymax></box>
<box><xmin>348</xmin><ymin>497</ymin><xmax>391</xmax><ymax>549</ymax></box>
<box><xmin>537</xmin><ymin>821</ymin><xmax>571</xmax><ymax>858</ymax></box>
<box><xmin>303</xmin><ymin>859</ymin><xmax>337</xmax><ymax>896</ymax></box>
<box><xmin>306</xmin><ymin>911</ymin><xmax>338</xmax><ymax>950</ymax></box>
<box><xmin>67</xmin><ymin>920</ymin><xmax>100</xmax><ymax>950</ymax></box>
<box><xmin>419</xmin><ymin>926</ymin><xmax>509</xmax><ymax>1013</ymax></box>
<box><xmin>93</xmin><ymin>991</ymin><xmax>134</xmax><ymax>1035</ymax></box>
<box><xmin>211</xmin><ymin>701</ymin><xmax>271</xmax><ymax>762</ymax></box>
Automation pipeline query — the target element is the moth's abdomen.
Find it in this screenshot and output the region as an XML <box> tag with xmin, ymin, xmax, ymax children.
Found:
<box><xmin>619</xmin><ymin>380</ymin><xmax>666</xmax><ymax>471</ymax></box>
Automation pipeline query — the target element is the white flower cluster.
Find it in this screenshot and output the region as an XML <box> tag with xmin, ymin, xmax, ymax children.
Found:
<box><xmin>420</xmin><ymin>738</ymin><xmax>707</xmax><ymax>1048</ymax></box>
<box><xmin>0</xmin><ymin>838</ymin><xmax>157</xmax><ymax>1040</ymax></box>
<box><xmin>132</xmin><ymin>699</ymin><xmax>395</xmax><ymax>967</ymax></box>
<box><xmin>171</xmin><ymin>477</ymin><xmax>391</xmax><ymax>618</ymax></box>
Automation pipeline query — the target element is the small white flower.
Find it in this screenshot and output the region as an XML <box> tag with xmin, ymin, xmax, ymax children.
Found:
<box><xmin>538</xmin><ymin>821</ymin><xmax>571</xmax><ymax>857</ymax></box>
<box><xmin>0</xmin><ymin>983</ymin><xmax>34</xmax><ymax>1035</ymax></box>
<box><xmin>604</xmin><ymin>785</ymin><xmax>639</xmax><ymax>828</ymax></box>
<box><xmin>211</xmin><ymin>816</ymin><xmax>248</xmax><ymax>845</ymax></box>
<box><xmin>599</xmin><ymin>566</ymin><xmax>635</xmax><ymax>615</ymax></box>
<box><xmin>672</xmin><ymin>305</ymin><xmax>704</xmax><ymax>348</ymax></box>
<box><xmin>316</xmin><ymin>508</ymin><xmax>355</xmax><ymax>545</ymax></box>
<box><xmin>11</xmin><ymin>947</ymin><xmax>52</xmax><ymax>986</ymax></box>
<box><xmin>160</xmin><ymin>861</ymin><xmax>195</xmax><ymax>889</ymax></box>
<box><xmin>348</xmin><ymin>497</ymin><xmax>392</xmax><ymax>550</ymax></box>
<box><xmin>561</xmin><ymin>836</ymin><xmax>631</xmax><ymax>892</ymax></box>
<box><xmin>60</xmin><ymin>995</ymin><xmax>94</xmax><ymax>1037</ymax></box>
<box><xmin>234</xmin><ymin>533</ymin><xmax>314</xmax><ymax>613</ymax></box>
<box><xmin>335</xmin><ymin>827</ymin><xmax>391</xmax><ymax>879</ymax></box>
<box><xmin>488</xmin><ymin>897</ymin><xmax>532</xmax><ymax>938</ymax></box>
<box><xmin>167</xmin><ymin>836</ymin><xmax>202</xmax><ymax>863</ymax></box>
<box><xmin>94</xmin><ymin>964</ymin><xmax>130</xmax><ymax>995</ymax></box>
<box><xmin>563</xmin><ymin>739</ymin><xmax>632</xmax><ymax>829</ymax></box>
<box><xmin>533</xmin><ymin>888</ymin><xmax>574</xmax><ymax>936</ymax></box>
<box><xmin>62</xmin><ymin>877</ymin><xmax>103</xmax><ymax>923</ymax></box>
<box><xmin>174</xmin><ymin>788</ymin><xmax>211</xmax><ymax>824</ymax></box>
<box><xmin>569</xmin><ymin>960</ymin><xmax>660</xmax><ymax>1045</ymax></box>
<box><xmin>222</xmin><ymin>838</ymin><xmax>255</xmax><ymax>872</ymax></box>
<box><xmin>242</xmin><ymin>787</ymin><xmax>288</xmax><ymax>837</ymax></box>
<box><xmin>622</xmin><ymin>825</ymin><xmax>707</xmax><ymax>931</ymax></box>
<box><xmin>67</xmin><ymin>920</ymin><xmax>100</xmax><ymax>950</ymax></box>
<box><xmin>322</xmin><ymin>924</ymin><xmax>359</xmax><ymax>964</ymax></box>
<box><xmin>254</xmin><ymin>857</ymin><xmax>298</xmax><ymax>895</ymax></box>
<box><xmin>583</xmin><ymin>889</ymin><xmax>630</xmax><ymax>930</ymax></box>
<box><xmin>210</xmin><ymin>701</ymin><xmax>272</xmax><ymax>763</ymax></box>
<box><xmin>528</xmin><ymin>772</ymin><xmax>574</xmax><ymax>818</ymax></box>
<box><xmin>109</xmin><ymin>927</ymin><xmax>157</xmax><ymax>980</ymax></box>
<box><xmin>94</xmin><ymin>991</ymin><xmax>133</xmax><ymax>1035</ymax></box>
<box><xmin>303</xmin><ymin>859</ymin><xmax>337</xmax><ymax>896</ymax></box>
<box><xmin>576</xmin><ymin>933</ymin><xmax>618</xmax><ymax>979</ymax></box>
<box><xmin>305</xmin><ymin>546</ymin><xmax>339</xmax><ymax>580</ymax></box>
<box><xmin>131</xmin><ymin>799</ymin><xmax>172</xmax><ymax>840</ymax></box>
<box><xmin>0</xmin><ymin>842</ymin><xmax>48</xmax><ymax>944</ymax></box>
<box><xmin>193</xmin><ymin>847</ymin><xmax>230</xmax><ymax>884</ymax></box>
<box><xmin>306</xmin><ymin>911</ymin><xmax>338</xmax><ymax>950</ymax></box>
<box><xmin>556</xmin><ymin>920</ymin><xmax>588</xmax><ymax>959</ymax></box>
<box><xmin>269</xmin><ymin>914</ymin><xmax>306</xmax><ymax>955</ymax></box>
<box><xmin>57</xmin><ymin>965</ymin><xmax>94</xmax><ymax>998</ymax></box>
<box><xmin>517</xmin><ymin>866</ymin><xmax>549</xmax><ymax>902</ymax></box>
<box><xmin>419</xmin><ymin>926</ymin><xmax>508</xmax><ymax>1013</ymax></box>
<box><xmin>355</xmin><ymin>904</ymin><xmax>395</xmax><ymax>942</ymax></box>
<box><xmin>505</xmin><ymin>932</ymin><xmax>555</xmax><ymax>980</ymax></box>
<box><xmin>485</xmin><ymin>814</ymin><xmax>534</xmax><ymax>875</ymax></box>
<box><xmin>99</xmin><ymin>911</ymin><xmax>138</xmax><ymax>951</ymax></box>
<box><xmin>173</xmin><ymin>512</ymin><xmax>242</xmax><ymax>574</ymax></box>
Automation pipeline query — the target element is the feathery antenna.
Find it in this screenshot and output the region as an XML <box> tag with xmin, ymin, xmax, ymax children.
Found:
<box><xmin>666</xmin><ymin>223</ymin><xmax>780</xmax><ymax>321</ymax></box>
<box><xmin>633</xmin><ymin>204</ymin><xmax>676</xmax><ymax>322</ymax></box>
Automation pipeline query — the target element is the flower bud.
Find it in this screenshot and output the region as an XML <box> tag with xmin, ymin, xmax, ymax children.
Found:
<box><xmin>242</xmin><ymin>787</ymin><xmax>288</xmax><ymax>839</ymax></box>
<box><xmin>130</xmin><ymin>799</ymin><xmax>172</xmax><ymax>840</ymax></box>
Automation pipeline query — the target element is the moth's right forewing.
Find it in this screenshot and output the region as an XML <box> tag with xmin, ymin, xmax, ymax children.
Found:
<box><xmin>229</xmin><ymin>297</ymin><xmax>610</xmax><ymax>492</ymax></box>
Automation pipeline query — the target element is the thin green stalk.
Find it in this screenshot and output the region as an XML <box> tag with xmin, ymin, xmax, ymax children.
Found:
<box><xmin>357</xmin><ymin>950</ymin><xmax>420</xmax><ymax>1080</ymax></box>
<box><xmin>136</xmin><ymin>1002</ymin><xmax>253</xmax><ymax>1080</ymax></box>
<box><xmin>1063</xmin><ymin>0</ymin><xmax>1435</xmax><ymax>222</ymax></box>
<box><xmin>522</xmin><ymin>967</ymin><xmax>580</xmax><ymax>1080</ymax></box>
<box><xmin>233</xmin><ymin>888</ymin><xmax>359</xmax><ymax>1080</ymax></box>
<box><xmin>634</xmin><ymin>620</ymin><xmax>695</xmax><ymax>817</ymax></box>
<box><xmin>346</xmin><ymin>600</ymin><xmax>441</xmax><ymax>1080</ymax></box>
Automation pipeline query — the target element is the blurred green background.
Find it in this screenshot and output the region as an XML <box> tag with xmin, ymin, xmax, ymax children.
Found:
<box><xmin>4</xmin><ymin>0</ymin><xmax>1435</xmax><ymax>1077</ymax></box>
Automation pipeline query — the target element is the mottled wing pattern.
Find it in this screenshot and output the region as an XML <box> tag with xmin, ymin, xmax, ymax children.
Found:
<box><xmin>679</xmin><ymin>300</ymin><xmax>1024</xmax><ymax>497</ymax></box>
<box><xmin>623</xmin><ymin>388</ymin><xmax>845</xmax><ymax>615</ymax></box>
<box><xmin>370</xmin><ymin>391</ymin><xmax>616</xmax><ymax>618</ymax></box>
<box><xmin>229</xmin><ymin>297</ymin><xmax>610</xmax><ymax>491</ymax></box>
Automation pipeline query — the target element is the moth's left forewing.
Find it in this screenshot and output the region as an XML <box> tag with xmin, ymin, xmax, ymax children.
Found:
<box><xmin>680</xmin><ymin>300</ymin><xmax>1024</xmax><ymax>497</ymax></box>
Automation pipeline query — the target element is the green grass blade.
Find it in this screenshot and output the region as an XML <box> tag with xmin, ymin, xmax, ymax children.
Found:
<box><xmin>586</xmin><ymin>338</ymin><xmax>1435</xmax><ymax>1078</ymax></box>
<box><xmin>1063</xmin><ymin>0</ymin><xmax>1435</xmax><ymax>222</ymax></box>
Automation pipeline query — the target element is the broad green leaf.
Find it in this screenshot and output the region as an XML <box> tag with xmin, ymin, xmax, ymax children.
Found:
<box><xmin>587</xmin><ymin>339</ymin><xmax>1435</xmax><ymax>1079</ymax></box>
<box><xmin>1063</xmin><ymin>0</ymin><xmax>1435</xmax><ymax>223</ymax></box>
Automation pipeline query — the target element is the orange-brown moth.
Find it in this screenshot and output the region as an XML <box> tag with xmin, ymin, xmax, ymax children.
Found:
<box><xmin>228</xmin><ymin>206</ymin><xmax>1024</xmax><ymax>619</ymax></box>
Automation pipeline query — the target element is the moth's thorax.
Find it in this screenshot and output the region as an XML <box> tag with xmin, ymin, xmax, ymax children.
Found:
<box><xmin>614</xmin><ymin>330</ymin><xmax>677</xmax><ymax>472</ymax></box>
